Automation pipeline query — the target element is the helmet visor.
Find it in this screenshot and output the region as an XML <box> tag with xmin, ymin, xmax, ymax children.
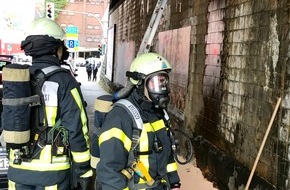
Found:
<box><xmin>146</xmin><ymin>72</ymin><xmax>170</xmax><ymax>94</ymax></box>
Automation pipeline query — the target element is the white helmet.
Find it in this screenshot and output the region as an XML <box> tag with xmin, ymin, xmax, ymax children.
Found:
<box><xmin>128</xmin><ymin>52</ymin><xmax>172</xmax><ymax>85</ymax></box>
<box><xmin>25</xmin><ymin>18</ymin><xmax>66</xmax><ymax>40</ymax></box>
<box><xmin>128</xmin><ymin>52</ymin><xmax>172</xmax><ymax>108</ymax></box>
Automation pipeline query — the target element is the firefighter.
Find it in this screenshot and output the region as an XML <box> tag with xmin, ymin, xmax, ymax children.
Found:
<box><xmin>96</xmin><ymin>52</ymin><xmax>181</xmax><ymax>189</ymax></box>
<box><xmin>7</xmin><ymin>18</ymin><xmax>93</xmax><ymax>189</ymax></box>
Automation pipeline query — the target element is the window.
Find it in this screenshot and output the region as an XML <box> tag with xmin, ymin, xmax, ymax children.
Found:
<box><xmin>88</xmin><ymin>0</ymin><xmax>103</xmax><ymax>3</ymax></box>
<box><xmin>93</xmin><ymin>37</ymin><xmax>100</xmax><ymax>42</ymax></box>
<box><xmin>94</xmin><ymin>25</ymin><xmax>101</xmax><ymax>30</ymax></box>
<box><xmin>86</xmin><ymin>37</ymin><xmax>93</xmax><ymax>42</ymax></box>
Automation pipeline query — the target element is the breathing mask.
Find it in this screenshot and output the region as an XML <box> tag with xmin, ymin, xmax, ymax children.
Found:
<box><xmin>145</xmin><ymin>72</ymin><xmax>170</xmax><ymax>108</ymax></box>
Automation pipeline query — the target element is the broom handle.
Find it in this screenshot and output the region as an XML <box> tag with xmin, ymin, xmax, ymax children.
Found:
<box><xmin>245</xmin><ymin>97</ymin><xmax>282</xmax><ymax>190</ymax></box>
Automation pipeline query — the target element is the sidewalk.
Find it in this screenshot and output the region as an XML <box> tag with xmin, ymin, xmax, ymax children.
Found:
<box><xmin>76</xmin><ymin>67</ymin><xmax>218</xmax><ymax>190</ymax></box>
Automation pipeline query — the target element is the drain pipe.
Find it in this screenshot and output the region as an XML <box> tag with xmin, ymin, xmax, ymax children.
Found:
<box><xmin>245</xmin><ymin>97</ymin><xmax>282</xmax><ymax>190</ymax></box>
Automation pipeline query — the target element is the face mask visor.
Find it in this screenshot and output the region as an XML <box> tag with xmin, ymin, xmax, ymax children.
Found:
<box><xmin>146</xmin><ymin>72</ymin><xmax>170</xmax><ymax>95</ymax></box>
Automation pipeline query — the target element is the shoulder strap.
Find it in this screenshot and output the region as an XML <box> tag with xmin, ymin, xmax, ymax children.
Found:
<box><xmin>114</xmin><ymin>99</ymin><xmax>143</xmax><ymax>130</ymax></box>
<box><xmin>114</xmin><ymin>99</ymin><xmax>143</xmax><ymax>152</ymax></box>
<box><xmin>33</xmin><ymin>65</ymin><xmax>68</xmax><ymax>85</ymax></box>
<box><xmin>41</xmin><ymin>65</ymin><xmax>67</xmax><ymax>75</ymax></box>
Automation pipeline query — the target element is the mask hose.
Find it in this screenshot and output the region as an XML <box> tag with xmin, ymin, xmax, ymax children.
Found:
<box><xmin>163</xmin><ymin>109</ymin><xmax>194</xmax><ymax>165</ymax></box>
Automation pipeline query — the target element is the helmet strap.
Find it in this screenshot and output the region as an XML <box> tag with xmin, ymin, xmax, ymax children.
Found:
<box><xmin>56</xmin><ymin>46</ymin><xmax>63</xmax><ymax>60</ymax></box>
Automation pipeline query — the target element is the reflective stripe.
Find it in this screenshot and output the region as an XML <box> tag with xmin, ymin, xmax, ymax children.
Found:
<box><xmin>71</xmin><ymin>88</ymin><xmax>90</xmax><ymax>146</ymax></box>
<box><xmin>137</xmin><ymin>119</ymin><xmax>166</xmax><ymax>185</ymax></box>
<box><xmin>99</xmin><ymin>128</ymin><xmax>132</xmax><ymax>152</ymax></box>
<box><xmin>139</xmin><ymin>125</ymin><xmax>149</xmax><ymax>184</ymax></box>
<box><xmin>71</xmin><ymin>149</ymin><xmax>91</xmax><ymax>163</ymax></box>
<box><xmin>9</xmin><ymin>146</ymin><xmax>70</xmax><ymax>171</ymax></box>
<box><xmin>144</xmin><ymin>120</ymin><xmax>165</xmax><ymax>132</ymax></box>
<box><xmin>9</xmin><ymin>160</ymin><xmax>70</xmax><ymax>171</ymax></box>
<box><xmin>52</xmin><ymin>155</ymin><xmax>69</xmax><ymax>163</ymax></box>
<box><xmin>45</xmin><ymin>106</ymin><xmax>58</xmax><ymax>126</ymax></box>
<box><xmin>123</xmin><ymin>187</ymin><xmax>129</xmax><ymax>190</ymax></box>
<box><xmin>8</xmin><ymin>180</ymin><xmax>16</xmax><ymax>190</ymax></box>
<box><xmin>45</xmin><ymin>185</ymin><xmax>58</xmax><ymax>190</ymax></box>
<box><xmin>80</xmin><ymin>169</ymin><xmax>94</xmax><ymax>177</ymax></box>
<box><xmin>166</xmin><ymin>162</ymin><xmax>178</xmax><ymax>172</ymax></box>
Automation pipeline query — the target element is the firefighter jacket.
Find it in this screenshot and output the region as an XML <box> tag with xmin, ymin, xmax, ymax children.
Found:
<box><xmin>96</xmin><ymin>88</ymin><xmax>180</xmax><ymax>190</ymax></box>
<box><xmin>8</xmin><ymin>55</ymin><xmax>93</xmax><ymax>186</ymax></box>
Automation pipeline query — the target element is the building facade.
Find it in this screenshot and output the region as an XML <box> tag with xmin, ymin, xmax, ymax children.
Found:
<box><xmin>56</xmin><ymin>0</ymin><xmax>109</xmax><ymax>55</ymax></box>
<box><xmin>101</xmin><ymin>0</ymin><xmax>290</xmax><ymax>189</ymax></box>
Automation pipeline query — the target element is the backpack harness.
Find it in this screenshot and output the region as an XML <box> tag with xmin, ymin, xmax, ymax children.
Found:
<box><xmin>2</xmin><ymin>64</ymin><xmax>70</xmax><ymax>164</ymax></box>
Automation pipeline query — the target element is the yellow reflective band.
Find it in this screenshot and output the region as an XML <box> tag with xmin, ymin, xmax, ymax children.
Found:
<box><xmin>45</xmin><ymin>106</ymin><xmax>58</xmax><ymax>126</ymax></box>
<box><xmin>71</xmin><ymin>149</ymin><xmax>91</xmax><ymax>163</ymax></box>
<box><xmin>34</xmin><ymin>133</ymin><xmax>39</xmax><ymax>141</ymax></box>
<box><xmin>123</xmin><ymin>187</ymin><xmax>129</xmax><ymax>190</ymax></box>
<box><xmin>45</xmin><ymin>185</ymin><xmax>58</xmax><ymax>190</ymax></box>
<box><xmin>99</xmin><ymin>128</ymin><xmax>132</xmax><ymax>152</ymax></box>
<box><xmin>8</xmin><ymin>180</ymin><xmax>16</xmax><ymax>190</ymax></box>
<box><xmin>80</xmin><ymin>169</ymin><xmax>94</xmax><ymax>178</ymax></box>
<box><xmin>138</xmin><ymin>125</ymin><xmax>149</xmax><ymax>184</ymax></box>
<box><xmin>166</xmin><ymin>162</ymin><xmax>178</xmax><ymax>172</ymax></box>
<box><xmin>52</xmin><ymin>155</ymin><xmax>69</xmax><ymax>163</ymax></box>
<box><xmin>9</xmin><ymin>159</ymin><xmax>70</xmax><ymax>171</ymax></box>
<box><xmin>71</xmin><ymin>88</ymin><xmax>90</xmax><ymax>146</ymax></box>
<box><xmin>144</xmin><ymin>120</ymin><xmax>165</xmax><ymax>132</ymax></box>
<box><xmin>9</xmin><ymin>146</ymin><xmax>70</xmax><ymax>171</ymax></box>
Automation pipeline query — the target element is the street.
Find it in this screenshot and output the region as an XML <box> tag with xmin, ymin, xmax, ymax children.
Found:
<box><xmin>75</xmin><ymin>66</ymin><xmax>109</xmax><ymax>138</ymax></box>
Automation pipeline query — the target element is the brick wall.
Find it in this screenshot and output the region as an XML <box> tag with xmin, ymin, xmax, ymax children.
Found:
<box><xmin>57</xmin><ymin>0</ymin><xmax>108</xmax><ymax>49</ymax></box>
<box><xmin>104</xmin><ymin>0</ymin><xmax>290</xmax><ymax>189</ymax></box>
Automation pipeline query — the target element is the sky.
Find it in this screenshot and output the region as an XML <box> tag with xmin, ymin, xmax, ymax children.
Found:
<box><xmin>0</xmin><ymin>0</ymin><xmax>43</xmax><ymax>43</ymax></box>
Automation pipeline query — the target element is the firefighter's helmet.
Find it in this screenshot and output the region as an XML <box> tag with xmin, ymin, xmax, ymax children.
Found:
<box><xmin>21</xmin><ymin>18</ymin><xmax>67</xmax><ymax>57</ymax></box>
<box><xmin>25</xmin><ymin>18</ymin><xmax>66</xmax><ymax>40</ymax></box>
<box><xmin>129</xmin><ymin>52</ymin><xmax>172</xmax><ymax>85</ymax></box>
<box><xmin>128</xmin><ymin>53</ymin><xmax>171</xmax><ymax>108</ymax></box>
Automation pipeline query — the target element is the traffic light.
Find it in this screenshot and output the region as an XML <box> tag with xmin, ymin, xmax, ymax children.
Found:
<box><xmin>46</xmin><ymin>2</ymin><xmax>55</xmax><ymax>20</ymax></box>
<box><xmin>98</xmin><ymin>44</ymin><xmax>102</xmax><ymax>55</ymax></box>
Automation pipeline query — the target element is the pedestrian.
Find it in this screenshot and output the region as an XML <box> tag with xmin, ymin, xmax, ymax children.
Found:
<box><xmin>86</xmin><ymin>60</ymin><xmax>92</xmax><ymax>81</ymax></box>
<box><xmin>96</xmin><ymin>52</ymin><xmax>181</xmax><ymax>189</ymax></box>
<box><xmin>92</xmin><ymin>60</ymin><xmax>100</xmax><ymax>82</ymax></box>
<box><xmin>8</xmin><ymin>18</ymin><xmax>93</xmax><ymax>190</ymax></box>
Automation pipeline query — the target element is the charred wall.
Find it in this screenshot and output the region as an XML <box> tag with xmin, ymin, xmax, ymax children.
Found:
<box><xmin>103</xmin><ymin>0</ymin><xmax>290</xmax><ymax>189</ymax></box>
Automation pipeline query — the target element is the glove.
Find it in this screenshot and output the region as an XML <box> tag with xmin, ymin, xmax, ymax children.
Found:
<box><xmin>70</xmin><ymin>161</ymin><xmax>93</xmax><ymax>189</ymax></box>
<box><xmin>79</xmin><ymin>177</ymin><xmax>92</xmax><ymax>190</ymax></box>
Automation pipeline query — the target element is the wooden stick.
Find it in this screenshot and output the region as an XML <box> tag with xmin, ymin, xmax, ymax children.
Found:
<box><xmin>245</xmin><ymin>97</ymin><xmax>282</xmax><ymax>190</ymax></box>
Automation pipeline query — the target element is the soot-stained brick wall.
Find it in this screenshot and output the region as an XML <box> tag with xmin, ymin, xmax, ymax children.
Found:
<box><xmin>102</xmin><ymin>0</ymin><xmax>290</xmax><ymax>189</ymax></box>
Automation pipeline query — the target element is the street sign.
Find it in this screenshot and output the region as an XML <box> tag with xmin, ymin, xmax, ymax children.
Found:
<box><xmin>65</xmin><ymin>26</ymin><xmax>78</xmax><ymax>34</ymax></box>
<box><xmin>67</xmin><ymin>40</ymin><xmax>74</xmax><ymax>48</ymax></box>
<box><xmin>67</xmin><ymin>40</ymin><xmax>79</xmax><ymax>50</ymax></box>
<box><xmin>66</xmin><ymin>26</ymin><xmax>79</xmax><ymax>51</ymax></box>
<box><xmin>66</xmin><ymin>26</ymin><xmax>78</xmax><ymax>38</ymax></box>
<box><xmin>7</xmin><ymin>44</ymin><xmax>12</xmax><ymax>51</ymax></box>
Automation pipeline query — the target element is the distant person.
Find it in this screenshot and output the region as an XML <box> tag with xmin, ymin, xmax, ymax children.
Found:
<box><xmin>92</xmin><ymin>60</ymin><xmax>101</xmax><ymax>82</ymax></box>
<box><xmin>86</xmin><ymin>60</ymin><xmax>92</xmax><ymax>81</ymax></box>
